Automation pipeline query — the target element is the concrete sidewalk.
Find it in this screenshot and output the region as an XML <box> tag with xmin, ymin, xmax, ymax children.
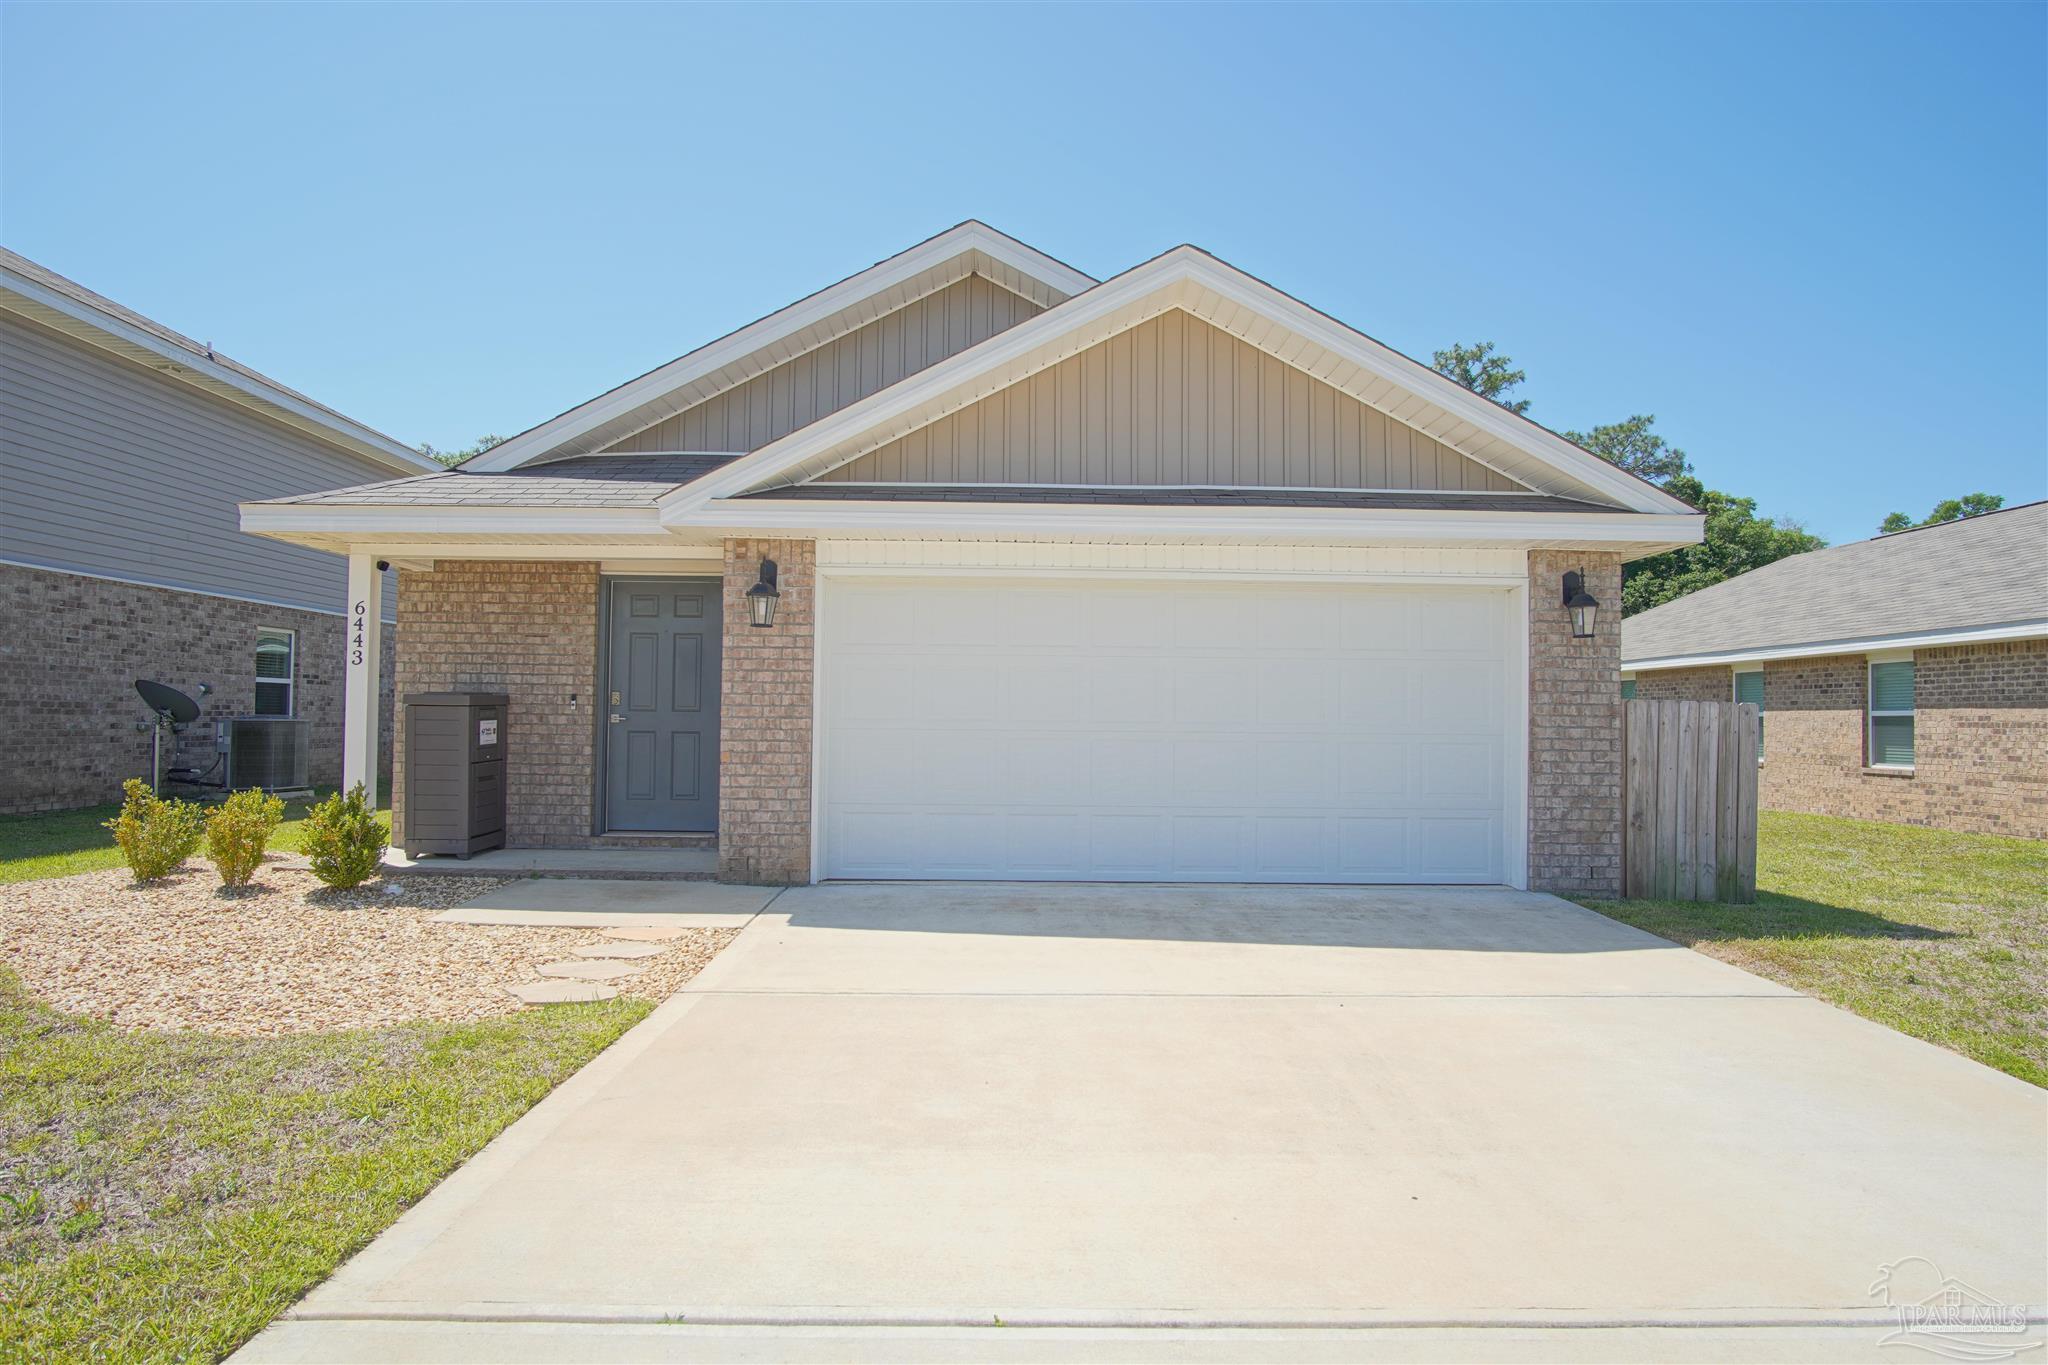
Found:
<box><xmin>239</xmin><ymin>884</ymin><xmax>2048</xmax><ymax>1362</ymax></box>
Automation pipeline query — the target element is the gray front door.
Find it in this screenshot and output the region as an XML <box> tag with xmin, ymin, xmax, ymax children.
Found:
<box><xmin>604</xmin><ymin>578</ymin><xmax>721</xmax><ymax>832</ymax></box>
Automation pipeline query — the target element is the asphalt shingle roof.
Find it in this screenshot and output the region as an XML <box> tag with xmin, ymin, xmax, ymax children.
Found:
<box><xmin>1621</xmin><ymin>501</ymin><xmax>2048</xmax><ymax>664</ymax></box>
<box><xmin>256</xmin><ymin>454</ymin><xmax>743</xmax><ymax>507</ymax></box>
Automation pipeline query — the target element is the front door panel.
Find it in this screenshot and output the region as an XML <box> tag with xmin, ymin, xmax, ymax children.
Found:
<box><xmin>605</xmin><ymin>579</ymin><xmax>721</xmax><ymax>831</ymax></box>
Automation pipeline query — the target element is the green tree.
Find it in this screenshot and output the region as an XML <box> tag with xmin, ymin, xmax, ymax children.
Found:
<box><xmin>1431</xmin><ymin>341</ymin><xmax>1530</xmax><ymax>414</ymax></box>
<box><xmin>1879</xmin><ymin>492</ymin><xmax>2003</xmax><ymax>535</ymax></box>
<box><xmin>417</xmin><ymin>434</ymin><xmax>506</xmax><ymax>468</ymax></box>
<box><xmin>1560</xmin><ymin>414</ymin><xmax>1692</xmax><ymax>488</ymax></box>
<box><xmin>1430</xmin><ymin>338</ymin><xmax>1822</xmax><ymax>610</ymax></box>
<box><xmin>1622</xmin><ymin>474</ymin><xmax>1825</xmax><ymax>615</ymax></box>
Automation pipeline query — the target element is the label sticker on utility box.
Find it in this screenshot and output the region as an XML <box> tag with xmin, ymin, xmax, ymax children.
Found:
<box><xmin>479</xmin><ymin>719</ymin><xmax>498</xmax><ymax>746</ymax></box>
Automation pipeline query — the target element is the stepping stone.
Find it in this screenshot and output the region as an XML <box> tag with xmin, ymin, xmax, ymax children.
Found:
<box><xmin>601</xmin><ymin>925</ymin><xmax>694</xmax><ymax>942</ymax></box>
<box><xmin>507</xmin><ymin>980</ymin><xmax>619</xmax><ymax>1004</ymax></box>
<box><xmin>573</xmin><ymin>941</ymin><xmax>666</xmax><ymax>959</ymax></box>
<box><xmin>535</xmin><ymin>959</ymin><xmax>646</xmax><ymax>981</ymax></box>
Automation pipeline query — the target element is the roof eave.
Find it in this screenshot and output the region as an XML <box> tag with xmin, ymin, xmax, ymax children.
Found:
<box><xmin>239</xmin><ymin>500</ymin><xmax>667</xmax><ymax>541</ymax></box>
<box><xmin>670</xmin><ymin>496</ymin><xmax>1705</xmax><ymax>550</ymax></box>
<box><xmin>1624</xmin><ymin>618</ymin><xmax>2048</xmax><ymax>671</ymax></box>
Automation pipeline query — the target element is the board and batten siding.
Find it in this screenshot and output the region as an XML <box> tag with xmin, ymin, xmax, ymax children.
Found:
<box><xmin>818</xmin><ymin>309</ymin><xmax>1528</xmax><ymax>491</ymax></box>
<box><xmin>0</xmin><ymin>310</ymin><xmax>397</xmax><ymax>618</ymax></box>
<box><xmin>602</xmin><ymin>275</ymin><xmax>1044</xmax><ymax>456</ymax></box>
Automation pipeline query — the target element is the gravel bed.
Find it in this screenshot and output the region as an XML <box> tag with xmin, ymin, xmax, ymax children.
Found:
<box><xmin>0</xmin><ymin>858</ymin><xmax>738</xmax><ymax>1036</ymax></box>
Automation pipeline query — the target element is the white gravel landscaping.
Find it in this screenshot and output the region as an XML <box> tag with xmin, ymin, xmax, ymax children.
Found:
<box><xmin>0</xmin><ymin>858</ymin><xmax>736</xmax><ymax>1036</ymax></box>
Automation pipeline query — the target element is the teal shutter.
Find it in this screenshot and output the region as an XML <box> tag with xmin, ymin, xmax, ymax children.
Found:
<box><xmin>1869</xmin><ymin>660</ymin><xmax>1915</xmax><ymax>765</ymax></box>
<box><xmin>1734</xmin><ymin>670</ymin><xmax>1764</xmax><ymax>759</ymax></box>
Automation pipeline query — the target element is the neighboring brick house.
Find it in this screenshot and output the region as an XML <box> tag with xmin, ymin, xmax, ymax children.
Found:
<box><xmin>242</xmin><ymin>222</ymin><xmax>1703</xmax><ymax>894</ymax></box>
<box><xmin>0</xmin><ymin>248</ymin><xmax>436</xmax><ymax>814</ymax></box>
<box><xmin>1623</xmin><ymin>502</ymin><xmax>2048</xmax><ymax>839</ymax></box>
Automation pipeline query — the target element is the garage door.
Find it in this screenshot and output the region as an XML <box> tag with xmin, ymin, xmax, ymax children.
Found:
<box><xmin>819</xmin><ymin>578</ymin><xmax>1513</xmax><ymax>883</ymax></box>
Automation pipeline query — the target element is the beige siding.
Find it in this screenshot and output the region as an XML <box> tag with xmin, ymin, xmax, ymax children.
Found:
<box><xmin>818</xmin><ymin>309</ymin><xmax>1525</xmax><ymax>491</ymax></box>
<box><xmin>604</xmin><ymin>276</ymin><xmax>1041</xmax><ymax>455</ymax></box>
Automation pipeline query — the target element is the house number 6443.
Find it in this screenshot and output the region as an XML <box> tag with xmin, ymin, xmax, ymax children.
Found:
<box><xmin>350</xmin><ymin>600</ymin><xmax>368</xmax><ymax>666</ymax></box>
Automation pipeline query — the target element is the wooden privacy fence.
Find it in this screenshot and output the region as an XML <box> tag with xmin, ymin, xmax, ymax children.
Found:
<box><xmin>1623</xmin><ymin>699</ymin><xmax>1759</xmax><ymax>903</ymax></box>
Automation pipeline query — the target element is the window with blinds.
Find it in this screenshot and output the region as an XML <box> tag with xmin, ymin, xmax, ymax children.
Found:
<box><xmin>255</xmin><ymin>628</ymin><xmax>295</xmax><ymax>717</ymax></box>
<box><xmin>1734</xmin><ymin>668</ymin><xmax>1764</xmax><ymax>760</ymax></box>
<box><xmin>1869</xmin><ymin>658</ymin><xmax>1915</xmax><ymax>767</ymax></box>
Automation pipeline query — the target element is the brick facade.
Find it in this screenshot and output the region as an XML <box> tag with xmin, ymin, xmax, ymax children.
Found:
<box><xmin>1526</xmin><ymin>551</ymin><xmax>1625</xmax><ymax>896</ymax></box>
<box><xmin>1763</xmin><ymin>640</ymin><xmax>2047</xmax><ymax>838</ymax></box>
<box><xmin>392</xmin><ymin>561</ymin><xmax>599</xmax><ymax>849</ymax></box>
<box><xmin>1626</xmin><ymin>639</ymin><xmax>2046</xmax><ymax>839</ymax></box>
<box><xmin>369</xmin><ymin>544</ymin><xmax>1689</xmax><ymax>887</ymax></box>
<box><xmin>0</xmin><ymin>564</ymin><xmax>394</xmax><ymax>814</ymax></box>
<box><xmin>1632</xmin><ymin>664</ymin><xmax>1728</xmax><ymax>704</ymax></box>
<box><xmin>718</xmin><ymin>539</ymin><xmax>816</xmax><ymax>884</ymax></box>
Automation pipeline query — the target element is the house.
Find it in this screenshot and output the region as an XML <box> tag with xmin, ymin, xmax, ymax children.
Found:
<box><xmin>0</xmin><ymin>248</ymin><xmax>440</xmax><ymax>814</ymax></box>
<box><xmin>240</xmin><ymin>223</ymin><xmax>1702</xmax><ymax>894</ymax></box>
<box><xmin>1622</xmin><ymin>501</ymin><xmax>2047</xmax><ymax>839</ymax></box>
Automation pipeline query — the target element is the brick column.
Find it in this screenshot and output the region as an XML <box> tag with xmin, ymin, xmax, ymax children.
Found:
<box><xmin>1526</xmin><ymin>550</ymin><xmax>1624</xmax><ymax>897</ymax></box>
<box><xmin>718</xmin><ymin>539</ymin><xmax>816</xmax><ymax>884</ymax></box>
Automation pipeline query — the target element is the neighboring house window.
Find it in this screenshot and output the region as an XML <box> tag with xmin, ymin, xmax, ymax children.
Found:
<box><xmin>255</xmin><ymin>628</ymin><xmax>295</xmax><ymax>716</ymax></box>
<box><xmin>1868</xmin><ymin>657</ymin><xmax>1916</xmax><ymax>768</ymax></box>
<box><xmin>1620</xmin><ymin>678</ymin><xmax>1637</xmax><ymax>700</ymax></box>
<box><xmin>1734</xmin><ymin>668</ymin><xmax>1764</xmax><ymax>760</ymax></box>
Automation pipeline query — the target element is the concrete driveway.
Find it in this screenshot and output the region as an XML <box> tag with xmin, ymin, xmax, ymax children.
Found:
<box><xmin>243</xmin><ymin>884</ymin><xmax>2047</xmax><ymax>1362</ymax></box>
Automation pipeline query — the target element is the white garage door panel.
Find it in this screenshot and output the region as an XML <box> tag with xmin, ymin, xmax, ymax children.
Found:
<box><xmin>822</xmin><ymin>578</ymin><xmax>1512</xmax><ymax>883</ymax></box>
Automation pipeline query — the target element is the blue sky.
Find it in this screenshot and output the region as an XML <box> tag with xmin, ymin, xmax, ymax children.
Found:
<box><xmin>3</xmin><ymin>2</ymin><xmax>2041</xmax><ymax>545</ymax></box>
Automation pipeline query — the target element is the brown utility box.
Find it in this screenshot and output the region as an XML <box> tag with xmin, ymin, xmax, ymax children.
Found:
<box><xmin>403</xmin><ymin>692</ymin><xmax>507</xmax><ymax>858</ymax></box>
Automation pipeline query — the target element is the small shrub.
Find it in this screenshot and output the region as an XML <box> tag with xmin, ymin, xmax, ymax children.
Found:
<box><xmin>300</xmin><ymin>783</ymin><xmax>388</xmax><ymax>889</ymax></box>
<box><xmin>102</xmin><ymin>778</ymin><xmax>205</xmax><ymax>882</ymax></box>
<box><xmin>204</xmin><ymin>787</ymin><xmax>287</xmax><ymax>887</ymax></box>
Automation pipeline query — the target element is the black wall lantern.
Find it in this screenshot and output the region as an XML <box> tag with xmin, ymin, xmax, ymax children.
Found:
<box><xmin>746</xmin><ymin>557</ymin><xmax>780</xmax><ymax>629</ymax></box>
<box><xmin>1562</xmin><ymin>568</ymin><xmax>1599</xmax><ymax>640</ymax></box>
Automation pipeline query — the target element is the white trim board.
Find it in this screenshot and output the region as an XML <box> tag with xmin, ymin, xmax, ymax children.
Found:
<box><xmin>666</xmin><ymin>247</ymin><xmax>1696</xmax><ymax>518</ymax></box>
<box><xmin>684</xmin><ymin>498</ymin><xmax>1702</xmax><ymax>552</ymax></box>
<box><xmin>817</xmin><ymin>539</ymin><xmax>1529</xmax><ymax>580</ymax></box>
<box><xmin>238</xmin><ymin>497</ymin><xmax>1701</xmax><ymax>558</ymax></box>
<box><xmin>1624</xmin><ymin>618</ymin><xmax>2048</xmax><ymax>670</ymax></box>
<box><xmin>240</xmin><ymin>503</ymin><xmax>665</xmax><ymax>538</ymax></box>
<box><xmin>467</xmin><ymin>223</ymin><xmax>1096</xmax><ymax>473</ymax></box>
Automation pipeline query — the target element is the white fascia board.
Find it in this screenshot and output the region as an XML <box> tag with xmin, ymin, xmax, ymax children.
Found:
<box><xmin>0</xmin><ymin>273</ymin><xmax>439</xmax><ymax>476</ymax></box>
<box><xmin>468</xmin><ymin>224</ymin><xmax>1096</xmax><ymax>474</ymax></box>
<box><xmin>1623</xmin><ymin>617</ymin><xmax>2048</xmax><ymax>671</ymax></box>
<box><xmin>668</xmin><ymin>247</ymin><xmax>1691</xmax><ymax>518</ymax></box>
<box><xmin>238</xmin><ymin>501</ymin><xmax>665</xmax><ymax>539</ymax></box>
<box><xmin>678</xmin><ymin>497</ymin><xmax>1704</xmax><ymax>549</ymax></box>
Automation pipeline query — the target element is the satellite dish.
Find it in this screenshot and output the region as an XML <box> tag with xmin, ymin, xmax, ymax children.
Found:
<box><xmin>134</xmin><ymin>679</ymin><xmax>200</xmax><ymax>725</ymax></box>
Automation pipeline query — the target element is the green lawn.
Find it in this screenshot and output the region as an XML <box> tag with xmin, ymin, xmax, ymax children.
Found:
<box><xmin>1582</xmin><ymin>810</ymin><xmax>2048</xmax><ymax>1087</ymax></box>
<box><xmin>0</xmin><ymin>791</ymin><xmax>390</xmax><ymax>885</ymax></box>
<box><xmin>0</xmin><ymin>970</ymin><xmax>651</xmax><ymax>1362</ymax></box>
